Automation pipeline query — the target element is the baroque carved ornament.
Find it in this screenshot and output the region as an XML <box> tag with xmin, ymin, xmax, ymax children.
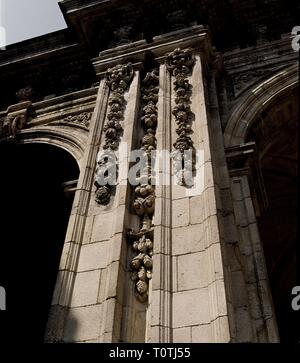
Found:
<box><xmin>166</xmin><ymin>48</ymin><xmax>195</xmax><ymax>186</ymax></box>
<box><xmin>95</xmin><ymin>63</ymin><xmax>134</xmax><ymax>205</ymax></box>
<box><xmin>128</xmin><ymin>69</ymin><xmax>159</xmax><ymax>302</ymax></box>
<box><xmin>0</xmin><ymin>113</ymin><xmax>27</xmax><ymax>144</ymax></box>
<box><xmin>232</xmin><ymin>68</ymin><xmax>280</xmax><ymax>97</ymax></box>
<box><xmin>63</xmin><ymin>112</ymin><xmax>91</xmax><ymax>129</ymax></box>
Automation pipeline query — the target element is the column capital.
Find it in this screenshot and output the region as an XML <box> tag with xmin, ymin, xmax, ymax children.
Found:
<box><xmin>225</xmin><ymin>142</ymin><xmax>268</xmax><ymax>215</ymax></box>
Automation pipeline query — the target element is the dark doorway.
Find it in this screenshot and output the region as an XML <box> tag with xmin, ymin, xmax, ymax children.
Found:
<box><xmin>248</xmin><ymin>90</ymin><xmax>298</xmax><ymax>342</ymax></box>
<box><xmin>0</xmin><ymin>143</ymin><xmax>79</xmax><ymax>343</ymax></box>
<box><xmin>257</xmin><ymin>137</ymin><xmax>298</xmax><ymax>342</ymax></box>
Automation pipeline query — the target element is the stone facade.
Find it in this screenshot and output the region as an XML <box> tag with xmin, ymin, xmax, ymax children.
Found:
<box><xmin>0</xmin><ymin>0</ymin><xmax>298</xmax><ymax>343</ymax></box>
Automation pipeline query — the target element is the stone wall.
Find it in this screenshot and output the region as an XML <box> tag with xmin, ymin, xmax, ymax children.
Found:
<box><xmin>0</xmin><ymin>2</ymin><xmax>298</xmax><ymax>342</ymax></box>
<box><xmin>43</xmin><ymin>25</ymin><xmax>281</xmax><ymax>343</ymax></box>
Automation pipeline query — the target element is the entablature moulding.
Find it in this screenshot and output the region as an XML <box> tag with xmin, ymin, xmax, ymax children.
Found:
<box><xmin>223</xmin><ymin>34</ymin><xmax>299</xmax><ymax>101</ymax></box>
<box><xmin>0</xmin><ymin>88</ymin><xmax>97</xmax><ymax>130</ymax></box>
<box><xmin>0</xmin><ymin>88</ymin><xmax>98</xmax><ymax>165</ymax></box>
<box><xmin>58</xmin><ymin>0</ymin><xmax>300</xmax><ymax>55</ymax></box>
<box><xmin>92</xmin><ymin>25</ymin><xmax>216</xmax><ymax>78</ymax></box>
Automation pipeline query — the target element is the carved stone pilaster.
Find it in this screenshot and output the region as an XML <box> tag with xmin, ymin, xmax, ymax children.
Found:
<box><xmin>127</xmin><ymin>69</ymin><xmax>159</xmax><ymax>302</ymax></box>
<box><xmin>95</xmin><ymin>63</ymin><xmax>134</xmax><ymax>205</ymax></box>
<box><xmin>104</xmin><ymin>63</ymin><xmax>134</xmax><ymax>150</ymax></box>
<box><xmin>165</xmin><ymin>48</ymin><xmax>195</xmax><ymax>186</ymax></box>
<box><xmin>225</xmin><ymin>142</ymin><xmax>268</xmax><ymax>215</ymax></box>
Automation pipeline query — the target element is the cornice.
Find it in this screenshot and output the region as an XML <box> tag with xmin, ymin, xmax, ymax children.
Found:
<box><xmin>92</xmin><ymin>25</ymin><xmax>214</xmax><ymax>77</ymax></box>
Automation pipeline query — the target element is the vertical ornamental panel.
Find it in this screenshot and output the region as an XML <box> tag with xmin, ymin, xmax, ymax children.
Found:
<box><xmin>95</xmin><ymin>63</ymin><xmax>134</xmax><ymax>205</ymax></box>
<box><xmin>165</xmin><ymin>48</ymin><xmax>195</xmax><ymax>186</ymax></box>
<box><xmin>127</xmin><ymin>69</ymin><xmax>159</xmax><ymax>303</ymax></box>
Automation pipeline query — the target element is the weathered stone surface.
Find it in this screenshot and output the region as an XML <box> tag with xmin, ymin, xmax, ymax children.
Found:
<box><xmin>172</xmin><ymin>224</ymin><xmax>205</xmax><ymax>255</ymax></box>
<box><xmin>172</xmin><ymin>198</ymin><xmax>190</xmax><ymax>227</ymax></box>
<box><xmin>64</xmin><ymin>305</ymin><xmax>103</xmax><ymax>342</ymax></box>
<box><xmin>91</xmin><ymin>213</ymin><xmax>113</xmax><ymax>242</ymax></box>
<box><xmin>77</xmin><ymin>241</ymin><xmax>110</xmax><ymax>271</ymax></box>
<box><xmin>0</xmin><ymin>0</ymin><xmax>295</xmax><ymax>344</ymax></box>
<box><xmin>173</xmin><ymin>327</ymin><xmax>192</xmax><ymax>343</ymax></box>
<box><xmin>71</xmin><ymin>270</ymin><xmax>101</xmax><ymax>307</ymax></box>
<box><xmin>191</xmin><ymin>324</ymin><xmax>212</xmax><ymax>343</ymax></box>
<box><xmin>177</xmin><ymin>252</ymin><xmax>209</xmax><ymax>291</ymax></box>
<box><xmin>173</xmin><ymin>289</ymin><xmax>210</xmax><ymax>328</ymax></box>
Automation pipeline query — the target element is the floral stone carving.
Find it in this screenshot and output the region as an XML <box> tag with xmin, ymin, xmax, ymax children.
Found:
<box><xmin>127</xmin><ymin>69</ymin><xmax>159</xmax><ymax>302</ymax></box>
<box><xmin>166</xmin><ymin>48</ymin><xmax>195</xmax><ymax>186</ymax></box>
<box><xmin>63</xmin><ymin>112</ymin><xmax>91</xmax><ymax>128</ymax></box>
<box><xmin>95</xmin><ymin>63</ymin><xmax>134</xmax><ymax>205</ymax></box>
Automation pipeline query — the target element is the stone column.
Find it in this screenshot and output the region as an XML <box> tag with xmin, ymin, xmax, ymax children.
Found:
<box><xmin>61</xmin><ymin>65</ymin><xmax>141</xmax><ymax>342</ymax></box>
<box><xmin>147</xmin><ymin>27</ymin><xmax>232</xmax><ymax>342</ymax></box>
<box><xmin>46</xmin><ymin>26</ymin><xmax>280</xmax><ymax>343</ymax></box>
<box><xmin>148</xmin><ymin>62</ymin><xmax>173</xmax><ymax>342</ymax></box>
<box><xmin>226</xmin><ymin>143</ymin><xmax>279</xmax><ymax>342</ymax></box>
<box><xmin>45</xmin><ymin>79</ymin><xmax>110</xmax><ymax>342</ymax></box>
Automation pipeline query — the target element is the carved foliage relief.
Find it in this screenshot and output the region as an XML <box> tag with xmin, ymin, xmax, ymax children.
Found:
<box><xmin>95</xmin><ymin>63</ymin><xmax>134</xmax><ymax>205</ymax></box>
<box><xmin>166</xmin><ymin>48</ymin><xmax>195</xmax><ymax>186</ymax></box>
<box><xmin>63</xmin><ymin>112</ymin><xmax>91</xmax><ymax>129</ymax></box>
<box><xmin>127</xmin><ymin>69</ymin><xmax>159</xmax><ymax>302</ymax></box>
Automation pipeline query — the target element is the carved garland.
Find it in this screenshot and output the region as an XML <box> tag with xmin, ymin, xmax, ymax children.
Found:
<box><xmin>127</xmin><ymin>69</ymin><xmax>159</xmax><ymax>302</ymax></box>
<box><xmin>166</xmin><ymin>48</ymin><xmax>195</xmax><ymax>186</ymax></box>
<box><xmin>95</xmin><ymin>63</ymin><xmax>134</xmax><ymax>205</ymax></box>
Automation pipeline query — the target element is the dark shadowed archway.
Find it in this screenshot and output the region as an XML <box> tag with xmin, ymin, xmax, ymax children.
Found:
<box><xmin>0</xmin><ymin>143</ymin><xmax>79</xmax><ymax>343</ymax></box>
<box><xmin>225</xmin><ymin>68</ymin><xmax>298</xmax><ymax>342</ymax></box>
<box><xmin>246</xmin><ymin>87</ymin><xmax>298</xmax><ymax>342</ymax></box>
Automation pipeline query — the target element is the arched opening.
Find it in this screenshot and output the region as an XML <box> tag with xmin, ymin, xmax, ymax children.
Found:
<box><xmin>246</xmin><ymin>87</ymin><xmax>298</xmax><ymax>342</ymax></box>
<box><xmin>0</xmin><ymin>143</ymin><xmax>79</xmax><ymax>343</ymax></box>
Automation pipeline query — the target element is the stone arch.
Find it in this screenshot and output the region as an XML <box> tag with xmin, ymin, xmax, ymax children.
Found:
<box><xmin>18</xmin><ymin>126</ymin><xmax>87</xmax><ymax>169</ymax></box>
<box><xmin>0</xmin><ymin>140</ymin><xmax>81</xmax><ymax>342</ymax></box>
<box><xmin>224</xmin><ymin>63</ymin><xmax>298</xmax><ymax>342</ymax></box>
<box><xmin>224</xmin><ymin>64</ymin><xmax>298</xmax><ymax>147</ymax></box>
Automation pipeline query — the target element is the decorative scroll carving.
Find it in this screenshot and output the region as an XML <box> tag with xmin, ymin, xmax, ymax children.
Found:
<box><xmin>0</xmin><ymin>113</ymin><xmax>27</xmax><ymax>144</ymax></box>
<box><xmin>233</xmin><ymin>69</ymin><xmax>274</xmax><ymax>95</ymax></box>
<box><xmin>127</xmin><ymin>69</ymin><xmax>159</xmax><ymax>302</ymax></box>
<box><xmin>230</xmin><ymin>65</ymin><xmax>284</xmax><ymax>98</ymax></box>
<box><xmin>95</xmin><ymin>63</ymin><xmax>134</xmax><ymax>205</ymax></box>
<box><xmin>63</xmin><ymin>112</ymin><xmax>91</xmax><ymax>128</ymax></box>
<box><xmin>166</xmin><ymin>48</ymin><xmax>195</xmax><ymax>186</ymax></box>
